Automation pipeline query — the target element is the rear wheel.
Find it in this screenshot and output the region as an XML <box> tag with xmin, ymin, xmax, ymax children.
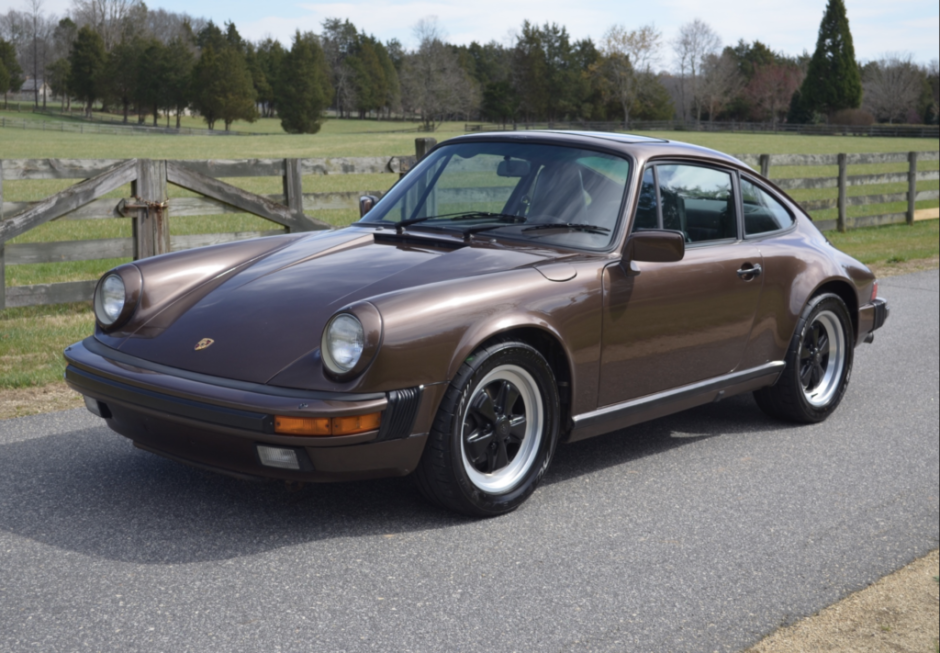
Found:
<box><xmin>755</xmin><ymin>293</ymin><xmax>854</xmax><ymax>423</ymax></box>
<box><xmin>415</xmin><ymin>340</ymin><xmax>559</xmax><ymax>517</ymax></box>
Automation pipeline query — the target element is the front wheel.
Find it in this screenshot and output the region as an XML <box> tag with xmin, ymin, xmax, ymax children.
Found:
<box><xmin>754</xmin><ymin>293</ymin><xmax>854</xmax><ymax>423</ymax></box>
<box><xmin>415</xmin><ymin>340</ymin><xmax>560</xmax><ymax>517</ymax></box>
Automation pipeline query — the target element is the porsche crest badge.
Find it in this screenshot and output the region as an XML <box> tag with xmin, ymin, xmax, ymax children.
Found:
<box><xmin>194</xmin><ymin>338</ymin><xmax>215</xmax><ymax>351</ymax></box>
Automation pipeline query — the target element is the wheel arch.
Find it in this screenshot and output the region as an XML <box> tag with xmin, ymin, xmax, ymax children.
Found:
<box><xmin>809</xmin><ymin>279</ymin><xmax>859</xmax><ymax>340</ymax></box>
<box><xmin>454</xmin><ymin>324</ymin><xmax>575</xmax><ymax>432</ymax></box>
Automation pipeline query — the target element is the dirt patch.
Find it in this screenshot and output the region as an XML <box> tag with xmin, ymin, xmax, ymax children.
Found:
<box><xmin>0</xmin><ymin>383</ymin><xmax>84</xmax><ymax>420</ymax></box>
<box><xmin>869</xmin><ymin>256</ymin><xmax>940</xmax><ymax>278</ymax></box>
<box><xmin>747</xmin><ymin>549</ymin><xmax>940</xmax><ymax>653</ymax></box>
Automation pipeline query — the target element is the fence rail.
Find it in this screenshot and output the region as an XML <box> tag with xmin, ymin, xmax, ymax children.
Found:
<box><xmin>1</xmin><ymin>140</ymin><xmax>937</xmax><ymax>309</ymax></box>
<box><xmin>0</xmin><ymin>115</ymin><xmax>271</xmax><ymax>136</ymax></box>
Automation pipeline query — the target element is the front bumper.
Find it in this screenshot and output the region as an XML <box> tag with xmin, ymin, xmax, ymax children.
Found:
<box><xmin>857</xmin><ymin>297</ymin><xmax>890</xmax><ymax>345</ymax></box>
<box><xmin>64</xmin><ymin>337</ymin><xmax>440</xmax><ymax>482</ymax></box>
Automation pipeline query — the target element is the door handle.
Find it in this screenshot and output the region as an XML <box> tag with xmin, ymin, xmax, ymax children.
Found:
<box><xmin>737</xmin><ymin>264</ymin><xmax>762</xmax><ymax>278</ymax></box>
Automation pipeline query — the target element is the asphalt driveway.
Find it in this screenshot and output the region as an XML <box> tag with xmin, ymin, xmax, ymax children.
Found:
<box><xmin>0</xmin><ymin>270</ymin><xmax>937</xmax><ymax>653</ymax></box>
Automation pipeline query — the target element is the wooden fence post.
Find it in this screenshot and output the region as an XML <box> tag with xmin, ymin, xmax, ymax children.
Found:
<box><xmin>907</xmin><ymin>151</ymin><xmax>918</xmax><ymax>225</ymax></box>
<box><xmin>837</xmin><ymin>153</ymin><xmax>847</xmax><ymax>232</ymax></box>
<box><xmin>132</xmin><ymin>159</ymin><xmax>169</xmax><ymax>259</ymax></box>
<box><xmin>283</xmin><ymin>158</ymin><xmax>307</xmax><ymax>232</ymax></box>
<box><xmin>759</xmin><ymin>154</ymin><xmax>770</xmax><ymax>178</ymax></box>
<box><xmin>415</xmin><ymin>137</ymin><xmax>437</xmax><ymax>161</ymax></box>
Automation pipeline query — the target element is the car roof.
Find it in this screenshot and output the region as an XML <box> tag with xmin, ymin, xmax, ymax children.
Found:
<box><xmin>444</xmin><ymin>130</ymin><xmax>751</xmax><ymax>171</ymax></box>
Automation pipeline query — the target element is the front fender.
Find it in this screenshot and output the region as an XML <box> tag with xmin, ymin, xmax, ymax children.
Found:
<box><xmin>361</xmin><ymin>262</ymin><xmax>605</xmax><ymax>415</ymax></box>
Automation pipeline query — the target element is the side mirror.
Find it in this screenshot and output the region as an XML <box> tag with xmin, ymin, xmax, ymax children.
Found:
<box><xmin>359</xmin><ymin>195</ymin><xmax>379</xmax><ymax>217</ymax></box>
<box><xmin>625</xmin><ymin>230</ymin><xmax>685</xmax><ymax>264</ymax></box>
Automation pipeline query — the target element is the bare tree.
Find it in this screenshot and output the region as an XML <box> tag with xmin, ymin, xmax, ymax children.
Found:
<box><xmin>672</xmin><ymin>19</ymin><xmax>720</xmax><ymax>122</ymax></box>
<box><xmin>698</xmin><ymin>51</ymin><xmax>742</xmax><ymax>121</ymax></box>
<box><xmin>23</xmin><ymin>0</ymin><xmax>56</xmax><ymax>107</ymax></box>
<box><xmin>863</xmin><ymin>53</ymin><xmax>924</xmax><ymax>124</ymax></box>
<box><xmin>745</xmin><ymin>63</ymin><xmax>802</xmax><ymax>123</ymax></box>
<box><xmin>399</xmin><ymin>17</ymin><xmax>473</xmax><ymax>130</ymax></box>
<box><xmin>70</xmin><ymin>0</ymin><xmax>144</xmax><ymax>51</ymax></box>
<box><xmin>597</xmin><ymin>23</ymin><xmax>661</xmax><ymax>125</ymax></box>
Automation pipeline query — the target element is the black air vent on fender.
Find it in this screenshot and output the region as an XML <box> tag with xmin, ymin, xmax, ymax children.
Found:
<box><xmin>377</xmin><ymin>387</ymin><xmax>424</xmax><ymax>441</ymax></box>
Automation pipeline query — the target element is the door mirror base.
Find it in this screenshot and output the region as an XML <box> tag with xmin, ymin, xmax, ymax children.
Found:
<box><xmin>625</xmin><ymin>230</ymin><xmax>685</xmax><ymax>264</ymax></box>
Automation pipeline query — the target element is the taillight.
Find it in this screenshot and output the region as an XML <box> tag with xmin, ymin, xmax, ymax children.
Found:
<box><xmin>871</xmin><ymin>281</ymin><xmax>878</xmax><ymax>302</ymax></box>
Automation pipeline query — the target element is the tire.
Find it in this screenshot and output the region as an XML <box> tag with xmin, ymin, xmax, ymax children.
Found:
<box><xmin>415</xmin><ymin>340</ymin><xmax>560</xmax><ymax>517</ymax></box>
<box><xmin>754</xmin><ymin>293</ymin><xmax>854</xmax><ymax>423</ymax></box>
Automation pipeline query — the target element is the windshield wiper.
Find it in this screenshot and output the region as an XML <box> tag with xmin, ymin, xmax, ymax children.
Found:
<box><xmin>522</xmin><ymin>223</ymin><xmax>611</xmax><ymax>235</ymax></box>
<box><xmin>396</xmin><ymin>212</ymin><xmax>525</xmax><ymax>233</ymax></box>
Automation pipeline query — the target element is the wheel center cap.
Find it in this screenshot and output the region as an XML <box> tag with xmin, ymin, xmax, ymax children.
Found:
<box><xmin>495</xmin><ymin>417</ymin><xmax>511</xmax><ymax>438</ymax></box>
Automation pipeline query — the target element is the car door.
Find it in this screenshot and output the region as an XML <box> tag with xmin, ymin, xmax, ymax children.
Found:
<box><xmin>598</xmin><ymin>163</ymin><xmax>765</xmax><ymax>407</ymax></box>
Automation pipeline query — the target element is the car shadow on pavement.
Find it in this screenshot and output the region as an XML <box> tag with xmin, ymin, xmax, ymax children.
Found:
<box><xmin>545</xmin><ymin>392</ymin><xmax>787</xmax><ymax>485</ymax></box>
<box><xmin>0</xmin><ymin>394</ymin><xmax>791</xmax><ymax>565</ymax></box>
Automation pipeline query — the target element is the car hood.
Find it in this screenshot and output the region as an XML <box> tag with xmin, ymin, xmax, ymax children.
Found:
<box><xmin>110</xmin><ymin>227</ymin><xmax>561</xmax><ymax>385</ymax></box>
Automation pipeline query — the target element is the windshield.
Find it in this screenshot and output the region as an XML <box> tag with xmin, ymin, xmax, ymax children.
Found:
<box><xmin>358</xmin><ymin>142</ymin><xmax>631</xmax><ymax>250</ymax></box>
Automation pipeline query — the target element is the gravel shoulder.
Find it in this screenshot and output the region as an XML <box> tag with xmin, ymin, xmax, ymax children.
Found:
<box><xmin>747</xmin><ymin>550</ymin><xmax>939</xmax><ymax>653</ymax></box>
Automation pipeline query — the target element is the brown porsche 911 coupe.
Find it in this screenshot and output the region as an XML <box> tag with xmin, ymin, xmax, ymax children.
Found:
<box><xmin>65</xmin><ymin>131</ymin><xmax>889</xmax><ymax>516</ymax></box>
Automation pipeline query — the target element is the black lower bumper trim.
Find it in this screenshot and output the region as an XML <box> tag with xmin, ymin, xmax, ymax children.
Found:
<box><xmin>872</xmin><ymin>297</ymin><xmax>889</xmax><ymax>331</ymax></box>
<box><xmin>66</xmin><ymin>365</ymin><xmax>274</xmax><ymax>433</ymax></box>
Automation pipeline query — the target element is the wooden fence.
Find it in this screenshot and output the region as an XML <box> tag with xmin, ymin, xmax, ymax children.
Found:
<box><xmin>0</xmin><ymin>139</ymin><xmax>429</xmax><ymax>309</ymax></box>
<box><xmin>735</xmin><ymin>151</ymin><xmax>940</xmax><ymax>231</ymax></box>
<box><xmin>0</xmin><ymin>140</ymin><xmax>937</xmax><ymax>309</ymax></box>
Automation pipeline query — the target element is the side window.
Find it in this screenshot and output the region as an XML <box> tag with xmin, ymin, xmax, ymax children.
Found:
<box><xmin>741</xmin><ymin>178</ymin><xmax>795</xmax><ymax>235</ymax></box>
<box><xmin>657</xmin><ymin>164</ymin><xmax>737</xmax><ymax>243</ymax></box>
<box><xmin>632</xmin><ymin>167</ymin><xmax>659</xmax><ymax>231</ymax></box>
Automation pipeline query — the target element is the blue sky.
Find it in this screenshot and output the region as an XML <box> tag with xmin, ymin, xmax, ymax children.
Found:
<box><xmin>20</xmin><ymin>0</ymin><xmax>940</xmax><ymax>64</ymax></box>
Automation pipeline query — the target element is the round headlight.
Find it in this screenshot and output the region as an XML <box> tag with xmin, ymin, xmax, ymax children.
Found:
<box><xmin>322</xmin><ymin>314</ymin><xmax>365</xmax><ymax>374</ymax></box>
<box><xmin>95</xmin><ymin>274</ymin><xmax>126</xmax><ymax>326</ymax></box>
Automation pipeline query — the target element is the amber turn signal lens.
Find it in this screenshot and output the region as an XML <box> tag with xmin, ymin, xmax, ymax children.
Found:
<box><xmin>274</xmin><ymin>412</ymin><xmax>382</xmax><ymax>436</ymax></box>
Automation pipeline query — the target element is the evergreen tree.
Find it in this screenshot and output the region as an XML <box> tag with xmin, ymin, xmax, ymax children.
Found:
<box><xmin>163</xmin><ymin>37</ymin><xmax>194</xmax><ymax>128</ymax></box>
<box><xmin>799</xmin><ymin>0</ymin><xmax>862</xmax><ymax>119</ymax></box>
<box><xmin>191</xmin><ymin>43</ymin><xmax>258</xmax><ymax>130</ymax></box>
<box><xmin>136</xmin><ymin>39</ymin><xmax>168</xmax><ymax>126</ymax></box>
<box><xmin>255</xmin><ymin>39</ymin><xmax>285</xmax><ymax>118</ymax></box>
<box><xmin>0</xmin><ymin>38</ymin><xmax>24</xmax><ymax>103</ymax></box>
<box><xmin>0</xmin><ymin>61</ymin><xmax>9</xmax><ymax>101</ymax></box>
<box><xmin>103</xmin><ymin>39</ymin><xmax>142</xmax><ymax>123</ymax></box>
<box><xmin>47</xmin><ymin>58</ymin><xmax>71</xmax><ymax>109</ymax></box>
<box><xmin>69</xmin><ymin>26</ymin><xmax>106</xmax><ymax>116</ymax></box>
<box><xmin>277</xmin><ymin>31</ymin><xmax>333</xmax><ymax>134</ymax></box>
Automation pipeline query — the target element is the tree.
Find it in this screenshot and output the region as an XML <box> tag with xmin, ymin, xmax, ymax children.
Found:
<box><xmin>276</xmin><ymin>31</ymin><xmax>333</xmax><ymax>133</ymax></box>
<box><xmin>136</xmin><ymin>38</ymin><xmax>167</xmax><ymax>125</ymax></box>
<box><xmin>400</xmin><ymin>17</ymin><xmax>473</xmax><ymax>130</ymax></box>
<box><xmin>321</xmin><ymin>18</ymin><xmax>359</xmax><ymax>118</ymax></box>
<box><xmin>672</xmin><ymin>19</ymin><xmax>721</xmax><ymax>122</ymax></box>
<box><xmin>162</xmin><ymin>36</ymin><xmax>194</xmax><ymax>127</ymax></box>
<box><xmin>103</xmin><ymin>37</ymin><xmax>141</xmax><ymax>122</ymax></box>
<box><xmin>745</xmin><ymin>63</ymin><xmax>802</xmax><ymax>123</ymax></box>
<box><xmin>68</xmin><ymin>25</ymin><xmax>105</xmax><ymax>115</ymax></box>
<box><xmin>698</xmin><ymin>51</ymin><xmax>743</xmax><ymax>121</ymax></box>
<box><xmin>0</xmin><ymin>38</ymin><xmax>23</xmax><ymax>103</ymax></box>
<box><xmin>512</xmin><ymin>21</ymin><xmax>548</xmax><ymax>123</ymax></box>
<box><xmin>799</xmin><ymin>0</ymin><xmax>862</xmax><ymax>119</ymax></box>
<box><xmin>70</xmin><ymin>0</ymin><xmax>146</xmax><ymax>52</ymax></box>
<box><xmin>190</xmin><ymin>43</ymin><xmax>257</xmax><ymax>130</ymax></box>
<box><xmin>254</xmin><ymin>38</ymin><xmax>284</xmax><ymax>118</ymax></box>
<box><xmin>862</xmin><ymin>54</ymin><xmax>924</xmax><ymax>124</ymax></box>
<box><xmin>597</xmin><ymin>24</ymin><xmax>661</xmax><ymax>124</ymax></box>
<box><xmin>0</xmin><ymin>60</ymin><xmax>9</xmax><ymax>100</ymax></box>
<box><xmin>47</xmin><ymin>56</ymin><xmax>70</xmax><ymax>107</ymax></box>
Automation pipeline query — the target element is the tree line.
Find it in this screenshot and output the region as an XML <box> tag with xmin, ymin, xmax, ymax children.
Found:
<box><xmin>1</xmin><ymin>0</ymin><xmax>937</xmax><ymax>132</ymax></box>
